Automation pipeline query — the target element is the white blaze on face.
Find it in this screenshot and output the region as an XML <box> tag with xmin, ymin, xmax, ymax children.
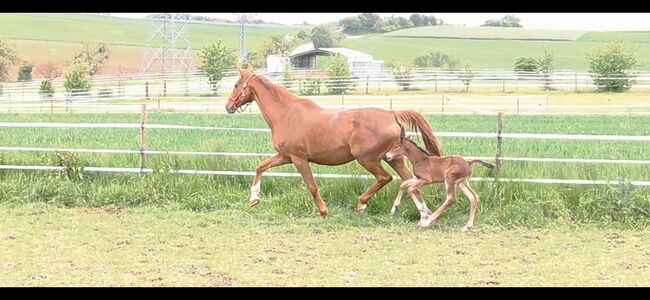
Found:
<box><xmin>249</xmin><ymin>182</ymin><xmax>261</xmax><ymax>201</ymax></box>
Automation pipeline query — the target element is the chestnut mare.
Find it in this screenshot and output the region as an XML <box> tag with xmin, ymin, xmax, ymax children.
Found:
<box><xmin>225</xmin><ymin>65</ymin><xmax>442</xmax><ymax>221</ymax></box>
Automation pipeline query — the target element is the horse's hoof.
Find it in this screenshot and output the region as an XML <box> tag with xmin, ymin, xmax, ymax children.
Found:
<box><xmin>249</xmin><ymin>198</ymin><xmax>260</xmax><ymax>207</ymax></box>
<box><xmin>417</xmin><ymin>217</ymin><xmax>433</xmax><ymax>228</ymax></box>
<box><xmin>319</xmin><ymin>210</ymin><xmax>328</xmax><ymax>219</ymax></box>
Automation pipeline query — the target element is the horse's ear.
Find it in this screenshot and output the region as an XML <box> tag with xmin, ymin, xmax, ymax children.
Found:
<box><xmin>247</xmin><ymin>63</ymin><xmax>254</xmax><ymax>72</ymax></box>
<box><xmin>238</xmin><ymin>68</ymin><xmax>246</xmax><ymax>77</ymax></box>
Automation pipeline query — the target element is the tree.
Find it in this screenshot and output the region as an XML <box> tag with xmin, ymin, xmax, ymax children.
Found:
<box><xmin>282</xmin><ymin>60</ymin><xmax>295</xmax><ymax>91</ymax></box>
<box><xmin>459</xmin><ymin>64</ymin><xmax>475</xmax><ymax>92</ymax></box>
<box><xmin>63</xmin><ymin>62</ymin><xmax>92</xmax><ymax>94</ymax></box>
<box><xmin>587</xmin><ymin>41</ymin><xmax>638</xmax><ymax>92</ymax></box>
<box><xmin>514</xmin><ymin>57</ymin><xmax>539</xmax><ymax>73</ymax></box>
<box><xmin>409</xmin><ymin>14</ymin><xmax>425</xmax><ymax>27</ymax></box>
<box><xmin>198</xmin><ymin>41</ymin><xmax>236</xmax><ymax>94</ymax></box>
<box><xmin>538</xmin><ymin>49</ymin><xmax>554</xmax><ymax>90</ymax></box>
<box><xmin>17</xmin><ymin>62</ymin><xmax>33</xmax><ymax>81</ymax></box>
<box><xmin>502</xmin><ymin>15</ymin><xmax>523</xmax><ymax>27</ymax></box>
<box><xmin>73</xmin><ymin>42</ymin><xmax>110</xmax><ymax>75</ymax></box>
<box><xmin>296</xmin><ymin>30</ymin><xmax>309</xmax><ymax>41</ymax></box>
<box><xmin>326</xmin><ymin>54</ymin><xmax>355</xmax><ymax>94</ymax></box>
<box><xmin>413</xmin><ymin>51</ymin><xmax>460</xmax><ymax>69</ymax></box>
<box><xmin>482</xmin><ymin>15</ymin><xmax>522</xmax><ymax>27</ymax></box>
<box><xmin>39</xmin><ymin>79</ymin><xmax>55</xmax><ymax>98</ymax></box>
<box><xmin>390</xmin><ymin>62</ymin><xmax>413</xmax><ymax>91</ymax></box>
<box><xmin>260</xmin><ymin>35</ymin><xmax>295</xmax><ymax>58</ymax></box>
<box><xmin>310</xmin><ymin>26</ymin><xmax>335</xmax><ymax>48</ymax></box>
<box><xmin>35</xmin><ymin>62</ymin><xmax>62</xmax><ymax>79</ymax></box>
<box><xmin>359</xmin><ymin>13</ymin><xmax>381</xmax><ymax>29</ymax></box>
<box><xmin>0</xmin><ymin>38</ymin><xmax>16</xmax><ymax>82</ymax></box>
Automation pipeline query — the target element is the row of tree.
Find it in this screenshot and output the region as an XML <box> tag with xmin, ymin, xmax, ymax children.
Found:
<box><xmin>0</xmin><ymin>37</ymin><xmax>112</xmax><ymax>97</ymax></box>
<box><xmin>339</xmin><ymin>13</ymin><xmax>443</xmax><ymax>34</ymax></box>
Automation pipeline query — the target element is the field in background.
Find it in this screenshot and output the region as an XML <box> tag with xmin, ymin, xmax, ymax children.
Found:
<box><xmin>3</xmin><ymin>14</ymin><xmax>650</xmax><ymax>81</ymax></box>
<box><xmin>385</xmin><ymin>25</ymin><xmax>587</xmax><ymax>41</ymax></box>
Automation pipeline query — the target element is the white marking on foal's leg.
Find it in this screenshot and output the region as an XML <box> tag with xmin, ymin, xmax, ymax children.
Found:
<box><xmin>249</xmin><ymin>181</ymin><xmax>261</xmax><ymax>203</ymax></box>
<box><xmin>391</xmin><ymin>189</ymin><xmax>404</xmax><ymax>216</ymax></box>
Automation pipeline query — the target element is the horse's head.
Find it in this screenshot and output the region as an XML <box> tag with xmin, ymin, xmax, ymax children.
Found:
<box><xmin>225</xmin><ymin>63</ymin><xmax>257</xmax><ymax>114</ymax></box>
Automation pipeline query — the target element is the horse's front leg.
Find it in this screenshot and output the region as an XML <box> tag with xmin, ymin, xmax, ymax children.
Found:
<box><xmin>291</xmin><ymin>156</ymin><xmax>328</xmax><ymax>218</ymax></box>
<box><xmin>249</xmin><ymin>154</ymin><xmax>291</xmax><ymax>207</ymax></box>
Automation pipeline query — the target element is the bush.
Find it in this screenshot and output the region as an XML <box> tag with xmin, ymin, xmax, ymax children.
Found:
<box><xmin>300</xmin><ymin>76</ymin><xmax>322</xmax><ymax>95</ymax></box>
<box><xmin>17</xmin><ymin>62</ymin><xmax>33</xmax><ymax>81</ymax></box>
<box><xmin>39</xmin><ymin>79</ymin><xmax>55</xmax><ymax>98</ymax></box>
<box><xmin>325</xmin><ymin>54</ymin><xmax>355</xmax><ymax>94</ymax></box>
<box><xmin>390</xmin><ymin>63</ymin><xmax>413</xmax><ymax>91</ymax></box>
<box><xmin>63</xmin><ymin>62</ymin><xmax>92</xmax><ymax>95</ymax></box>
<box><xmin>587</xmin><ymin>41</ymin><xmax>638</xmax><ymax>92</ymax></box>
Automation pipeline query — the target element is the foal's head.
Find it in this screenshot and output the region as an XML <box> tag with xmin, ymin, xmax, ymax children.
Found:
<box><xmin>225</xmin><ymin>64</ymin><xmax>257</xmax><ymax>114</ymax></box>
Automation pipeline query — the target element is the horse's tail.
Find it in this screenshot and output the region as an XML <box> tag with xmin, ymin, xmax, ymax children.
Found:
<box><xmin>393</xmin><ymin>110</ymin><xmax>442</xmax><ymax>156</ymax></box>
<box><xmin>467</xmin><ymin>160</ymin><xmax>496</xmax><ymax>169</ymax></box>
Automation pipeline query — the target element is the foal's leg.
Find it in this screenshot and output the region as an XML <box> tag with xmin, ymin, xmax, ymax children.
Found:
<box><xmin>356</xmin><ymin>159</ymin><xmax>393</xmax><ymax>214</ymax></box>
<box><xmin>291</xmin><ymin>156</ymin><xmax>328</xmax><ymax>218</ymax></box>
<box><xmin>426</xmin><ymin>178</ymin><xmax>460</xmax><ymax>227</ymax></box>
<box><xmin>401</xmin><ymin>178</ymin><xmax>435</xmax><ymax>227</ymax></box>
<box><xmin>249</xmin><ymin>154</ymin><xmax>291</xmax><ymax>207</ymax></box>
<box><xmin>458</xmin><ymin>179</ymin><xmax>480</xmax><ymax>231</ymax></box>
<box><xmin>386</xmin><ymin>157</ymin><xmax>432</xmax><ymax>216</ymax></box>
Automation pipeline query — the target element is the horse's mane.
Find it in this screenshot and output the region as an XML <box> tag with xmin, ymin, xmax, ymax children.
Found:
<box><xmin>253</xmin><ymin>74</ymin><xmax>296</xmax><ymax>102</ymax></box>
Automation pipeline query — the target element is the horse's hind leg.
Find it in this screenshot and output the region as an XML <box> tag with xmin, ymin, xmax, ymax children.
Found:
<box><xmin>356</xmin><ymin>159</ymin><xmax>393</xmax><ymax>214</ymax></box>
<box><xmin>458</xmin><ymin>178</ymin><xmax>480</xmax><ymax>231</ymax></box>
<box><xmin>249</xmin><ymin>154</ymin><xmax>291</xmax><ymax>207</ymax></box>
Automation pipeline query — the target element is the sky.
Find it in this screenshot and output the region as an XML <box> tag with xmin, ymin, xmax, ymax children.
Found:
<box><xmin>108</xmin><ymin>13</ymin><xmax>650</xmax><ymax>31</ymax></box>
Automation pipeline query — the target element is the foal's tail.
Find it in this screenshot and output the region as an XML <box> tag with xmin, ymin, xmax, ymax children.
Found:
<box><xmin>393</xmin><ymin>110</ymin><xmax>443</xmax><ymax>156</ymax></box>
<box><xmin>467</xmin><ymin>160</ymin><xmax>496</xmax><ymax>169</ymax></box>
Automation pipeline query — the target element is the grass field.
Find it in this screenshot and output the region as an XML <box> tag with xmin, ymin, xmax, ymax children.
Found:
<box><xmin>385</xmin><ymin>25</ymin><xmax>587</xmax><ymax>41</ymax></box>
<box><xmin>1</xmin><ymin>203</ymin><xmax>650</xmax><ymax>286</ymax></box>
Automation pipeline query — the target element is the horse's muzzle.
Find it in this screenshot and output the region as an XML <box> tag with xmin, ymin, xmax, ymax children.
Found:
<box><xmin>225</xmin><ymin>104</ymin><xmax>236</xmax><ymax>114</ymax></box>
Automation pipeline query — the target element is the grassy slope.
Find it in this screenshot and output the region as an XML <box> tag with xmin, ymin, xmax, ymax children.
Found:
<box><xmin>341</xmin><ymin>35</ymin><xmax>650</xmax><ymax>71</ymax></box>
<box><xmin>385</xmin><ymin>25</ymin><xmax>587</xmax><ymax>41</ymax></box>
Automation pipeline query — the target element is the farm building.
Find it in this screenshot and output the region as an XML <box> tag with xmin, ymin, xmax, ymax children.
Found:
<box><xmin>266</xmin><ymin>43</ymin><xmax>384</xmax><ymax>78</ymax></box>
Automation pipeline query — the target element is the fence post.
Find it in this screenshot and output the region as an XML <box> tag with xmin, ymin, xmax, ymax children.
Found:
<box><xmin>574</xmin><ymin>72</ymin><xmax>578</xmax><ymax>93</ymax></box>
<box><xmin>502</xmin><ymin>72</ymin><xmax>506</xmax><ymax>93</ymax></box>
<box><xmin>516</xmin><ymin>98</ymin><xmax>520</xmax><ymax>115</ymax></box>
<box><xmin>365</xmin><ymin>75</ymin><xmax>369</xmax><ymax>94</ymax></box>
<box><xmin>434</xmin><ymin>72</ymin><xmax>438</xmax><ymax>93</ymax></box>
<box><xmin>145</xmin><ymin>81</ymin><xmax>149</xmax><ymax>99</ymax></box>
<box><xmin>139</xmin><ymin>104</ymin><xmax>148</xmax><ymax>172</ymax></box>
<box><xmin>441</xmin><ymin>93</ymin><xmax>445</xmax><ymax>113</ymax></box>
<box><xmin>163</xmin><ymin>81</ymin><xmax>167</xmax><ymax>97</ymax></box>
<box><xmin>495</xmin><ymin>112</ymin><xmax>504</xmax><ymax>175</ymax></box>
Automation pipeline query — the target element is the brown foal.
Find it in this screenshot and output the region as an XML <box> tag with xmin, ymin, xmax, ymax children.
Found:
<box><xmin>385</xmin><ymin>137</ymin><xmax>494</xmax><ymax>230</ymax></box>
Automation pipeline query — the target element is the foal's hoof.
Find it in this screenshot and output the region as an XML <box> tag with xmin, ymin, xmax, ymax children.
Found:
<box><xmin>461</xmin><ymin>226</ymin><xmax>473</xmax><ymax>232</ymax></box>
<box><xmin>357</xmin><ymin>208</ymin><xmax>367</xmax><ymax>216</ymax></box>
<box><xmin>390</xmin><ymin>206</ymin><xmax>399</xmax><ymax>216</ymax></box>
<box><xmin>417</xmin><ymin>217</ymin><xmax>433</xmax><ymax>228</ymax></box>
<box><xmin>249</xmin><ymin>198</ymin><xmax>260</xmax><ymax>208</ymax></box>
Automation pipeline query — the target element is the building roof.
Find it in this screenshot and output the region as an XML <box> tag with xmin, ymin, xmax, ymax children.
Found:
<box><xmin>289</xmin><ymin>43</ymin><xmax>373</xmax><ymax>60</ymax></box>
